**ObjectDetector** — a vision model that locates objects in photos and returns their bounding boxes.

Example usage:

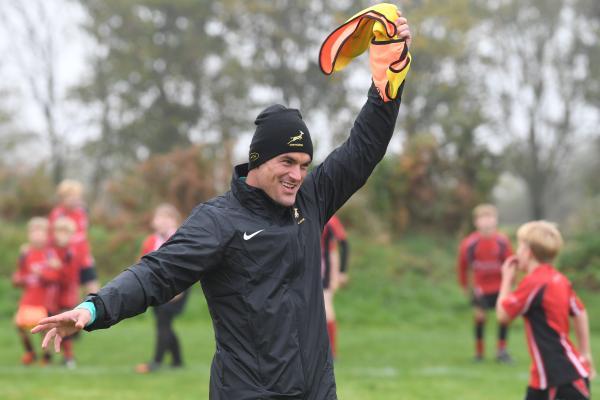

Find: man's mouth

[281,181,297,191]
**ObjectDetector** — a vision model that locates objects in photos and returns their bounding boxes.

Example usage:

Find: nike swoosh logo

[243,229,265,240]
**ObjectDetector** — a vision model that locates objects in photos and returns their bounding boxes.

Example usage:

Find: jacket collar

[231,163,291,221]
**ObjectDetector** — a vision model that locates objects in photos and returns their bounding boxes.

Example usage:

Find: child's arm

[457,240,470,296]
[572,307,596,379]
[329,243,341,292]
[12,246,29,287]
[496,255,519,324]
[11,270,25,287]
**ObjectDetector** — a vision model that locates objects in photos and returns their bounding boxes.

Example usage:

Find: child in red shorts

[497,221,595,399]
[13,217,61,365]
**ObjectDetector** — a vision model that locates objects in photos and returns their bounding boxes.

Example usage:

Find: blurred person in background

[321,214,349,358]
[497,221,595,400]
[135,204,190,374]
[457,204,514,362]
[13,217,61,366]
[52,216,83,368]
[48,179,100,295]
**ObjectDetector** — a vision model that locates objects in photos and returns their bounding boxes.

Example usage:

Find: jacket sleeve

[84,205,225,331]
[304,82,403,228]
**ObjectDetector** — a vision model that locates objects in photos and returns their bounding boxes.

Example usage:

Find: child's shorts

[14,305,48,329]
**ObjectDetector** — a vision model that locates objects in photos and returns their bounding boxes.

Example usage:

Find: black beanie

[248,104,313,170]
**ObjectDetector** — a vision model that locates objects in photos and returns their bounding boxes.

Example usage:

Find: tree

[0,0,76,184]
[359,0,501,233]
[474,0,600,219]
[95,144,217,227]
[75,1,219,166]
[74,1,361,193]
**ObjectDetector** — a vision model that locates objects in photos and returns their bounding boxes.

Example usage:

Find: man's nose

[288,165,302,181]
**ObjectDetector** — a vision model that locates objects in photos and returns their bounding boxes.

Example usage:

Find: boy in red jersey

[321,214,349,358]
[13,217,62,365]
[457,204,513,362]
[497,221,595,399]
[135,204,189,373]
[48,179,100,294]
[52,216,82,368]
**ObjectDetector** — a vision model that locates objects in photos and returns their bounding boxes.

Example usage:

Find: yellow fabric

[320,3,399,74]
[386,54,411,100]
[319,2,411,102]
[337,3,400,69]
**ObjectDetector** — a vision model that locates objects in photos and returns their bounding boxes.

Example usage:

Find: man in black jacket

[33,15,411,400]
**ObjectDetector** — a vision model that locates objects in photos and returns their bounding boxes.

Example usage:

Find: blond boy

[497,221,595,400]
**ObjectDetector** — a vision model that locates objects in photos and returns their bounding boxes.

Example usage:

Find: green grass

[0,234,598,399]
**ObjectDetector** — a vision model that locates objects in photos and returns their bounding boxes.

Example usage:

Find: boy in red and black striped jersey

[497,221,595,400]
[457,204,513,362]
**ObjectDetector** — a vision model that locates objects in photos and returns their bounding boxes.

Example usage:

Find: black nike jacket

[84,83,403,399]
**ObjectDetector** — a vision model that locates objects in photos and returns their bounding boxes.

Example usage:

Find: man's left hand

[394,11,412,48]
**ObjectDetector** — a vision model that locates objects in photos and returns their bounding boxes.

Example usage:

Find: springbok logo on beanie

[287,131,306,147]
[248,104,313,170]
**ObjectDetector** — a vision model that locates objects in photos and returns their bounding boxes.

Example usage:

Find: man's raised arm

[306,14,411,225]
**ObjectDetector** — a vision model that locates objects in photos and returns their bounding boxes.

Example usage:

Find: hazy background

[1,0,598,232]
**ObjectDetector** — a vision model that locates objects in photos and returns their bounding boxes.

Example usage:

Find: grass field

[0,234,598,399]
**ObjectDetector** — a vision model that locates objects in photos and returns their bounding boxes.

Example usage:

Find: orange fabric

[319,3,411,102]
[369,40,410,102]
[319,8,397,75]
[15,305,48,329]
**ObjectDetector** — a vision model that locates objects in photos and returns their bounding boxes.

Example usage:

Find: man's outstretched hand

[31,308,91,352]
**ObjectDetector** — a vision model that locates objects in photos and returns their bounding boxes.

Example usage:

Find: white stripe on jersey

[560,335,589,378]
[525,320,548,389]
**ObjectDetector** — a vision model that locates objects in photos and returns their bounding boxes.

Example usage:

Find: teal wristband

[75,301,97,327]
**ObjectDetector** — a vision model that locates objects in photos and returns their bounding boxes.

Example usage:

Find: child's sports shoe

[21,351,36,365]
[64,358,77,369]
[135,362,160,374]
[40,352,52,367]
[496,349,514,364]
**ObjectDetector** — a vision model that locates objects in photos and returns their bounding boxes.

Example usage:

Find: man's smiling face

[246,152,311,207]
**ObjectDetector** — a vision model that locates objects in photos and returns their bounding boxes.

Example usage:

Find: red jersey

[13,246,62,313]
[501,264,589,389]
[457,231,513,295]
[321,215,347,253]
[53,244,84,309]
[139,232,173,258]
[48,205,94,268]
[321,216,348,288]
